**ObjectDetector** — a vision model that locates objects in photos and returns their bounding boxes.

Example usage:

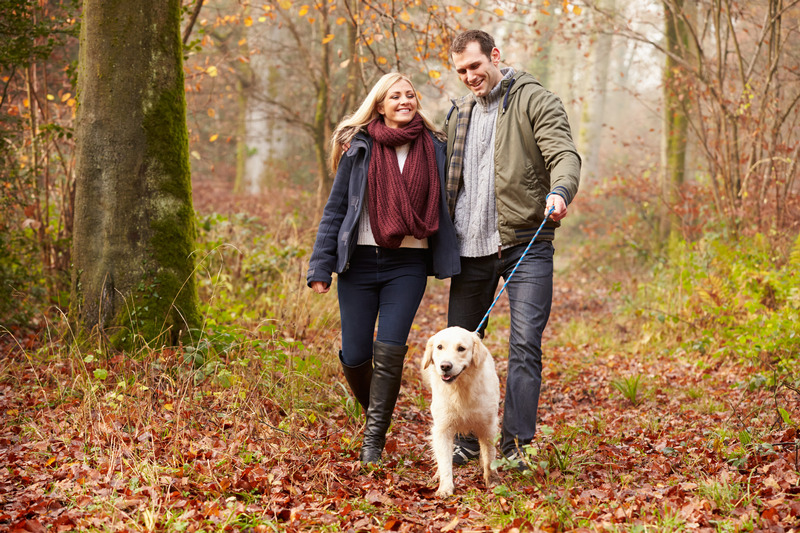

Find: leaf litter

[2,187,798,532]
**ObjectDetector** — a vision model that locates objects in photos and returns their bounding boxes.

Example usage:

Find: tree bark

[659,0,693,241]
[233,74,251,194]
[313,11,333,211]
[71,0,201,348]
[579,0,615,184]
[230,12,255,194]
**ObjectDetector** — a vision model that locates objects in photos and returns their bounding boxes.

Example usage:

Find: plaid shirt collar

[445,95,476,218]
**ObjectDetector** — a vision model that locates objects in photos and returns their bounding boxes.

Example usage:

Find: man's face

[451,41,503,98]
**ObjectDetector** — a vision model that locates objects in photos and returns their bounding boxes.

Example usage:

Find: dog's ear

[471,332,489,366]
[422,336,435,369]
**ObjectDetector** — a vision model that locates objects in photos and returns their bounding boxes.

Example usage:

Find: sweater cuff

[547,188,570,205]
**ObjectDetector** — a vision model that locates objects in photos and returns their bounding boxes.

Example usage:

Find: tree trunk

[527,9,556,88]
[314,13,333,211]
[233,77,249,194]
[71,0,201,348]
[659,0,692,241]
[232,20,254,194]
[552,37,578,126]
[578,0,615,183]
[313,80,332,212]
[341,9,362,125]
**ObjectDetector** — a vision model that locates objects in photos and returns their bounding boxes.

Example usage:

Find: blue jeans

[337,246,429,366]
[447,241,554,456]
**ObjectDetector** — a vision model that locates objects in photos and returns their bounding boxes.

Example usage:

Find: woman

[307,73,460,465]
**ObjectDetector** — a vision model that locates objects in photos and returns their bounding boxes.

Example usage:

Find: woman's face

[378,79,418,129]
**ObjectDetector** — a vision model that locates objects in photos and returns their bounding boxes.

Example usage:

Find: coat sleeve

[306,153,355,287]
[528,89,581,205]
[429,135,461,280]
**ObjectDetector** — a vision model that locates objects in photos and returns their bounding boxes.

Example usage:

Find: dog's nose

[440,361,452,373]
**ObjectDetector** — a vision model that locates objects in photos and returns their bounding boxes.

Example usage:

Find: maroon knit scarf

[366,114,440,248]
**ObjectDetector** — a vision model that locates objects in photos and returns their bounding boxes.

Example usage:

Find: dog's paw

[435,483,454,497]
[485,470,501,487]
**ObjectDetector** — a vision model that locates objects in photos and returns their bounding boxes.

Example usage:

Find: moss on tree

[72,0,201,350]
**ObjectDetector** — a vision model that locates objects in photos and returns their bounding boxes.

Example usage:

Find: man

[444,30,581,467]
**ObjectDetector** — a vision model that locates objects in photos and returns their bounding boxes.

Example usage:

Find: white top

[357,143,429,248]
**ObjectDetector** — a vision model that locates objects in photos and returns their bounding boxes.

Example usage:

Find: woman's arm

[306,153,356,287]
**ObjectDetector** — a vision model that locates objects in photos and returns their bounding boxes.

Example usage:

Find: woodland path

[1,184,797,532]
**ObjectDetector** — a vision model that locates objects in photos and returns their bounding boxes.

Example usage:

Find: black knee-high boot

[340,353,372,412]
[359,341,407,465]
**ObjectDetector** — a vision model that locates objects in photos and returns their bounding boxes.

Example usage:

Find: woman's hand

[311,281,330,294]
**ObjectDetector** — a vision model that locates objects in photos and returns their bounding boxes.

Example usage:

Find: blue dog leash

[473,206,555,334]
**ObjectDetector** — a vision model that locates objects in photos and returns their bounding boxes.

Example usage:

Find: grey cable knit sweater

[454,68,515,257]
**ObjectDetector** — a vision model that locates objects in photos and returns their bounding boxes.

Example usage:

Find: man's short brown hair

[451,30,496,58]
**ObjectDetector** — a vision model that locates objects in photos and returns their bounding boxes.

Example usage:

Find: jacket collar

[448,69,533,119]
[352,130,371,147]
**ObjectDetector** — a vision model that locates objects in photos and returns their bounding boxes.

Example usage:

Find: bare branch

[182,0,205,46]
[0,65,15,109]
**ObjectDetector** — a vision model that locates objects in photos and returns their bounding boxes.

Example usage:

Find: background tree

[71,0,201,347]
[503,2,586,142]
[251,0,460,208]
[0,0,78,323]
[525,3,558,88]
[591,0,800,236]
[579,0,616,184]
[659,0,695,241]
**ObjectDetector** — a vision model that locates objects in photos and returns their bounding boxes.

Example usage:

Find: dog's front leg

[432,424,455,497]
[478,436,499,487]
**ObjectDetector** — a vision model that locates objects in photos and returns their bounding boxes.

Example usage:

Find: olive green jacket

[445,71,581,244]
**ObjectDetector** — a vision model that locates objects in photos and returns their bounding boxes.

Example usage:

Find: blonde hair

[329,72,445,172]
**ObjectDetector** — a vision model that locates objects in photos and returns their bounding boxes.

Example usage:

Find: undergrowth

[194,208,339,349]
[1,194,354,530]
[635,232,800,364]
[559,190,800,479]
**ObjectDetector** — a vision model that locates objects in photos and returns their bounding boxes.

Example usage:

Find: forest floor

[1,183,798,532]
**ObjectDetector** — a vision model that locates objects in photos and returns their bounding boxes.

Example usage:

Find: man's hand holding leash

[546,193,568,222]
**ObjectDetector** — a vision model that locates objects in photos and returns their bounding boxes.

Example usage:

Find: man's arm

[529,89,581,218]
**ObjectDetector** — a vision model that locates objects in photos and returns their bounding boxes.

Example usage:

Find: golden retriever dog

[422,326,500,496]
